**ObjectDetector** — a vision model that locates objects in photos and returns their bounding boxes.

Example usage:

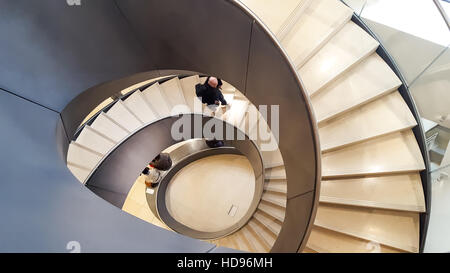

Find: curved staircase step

[67,142,103,170]
[311,53,402,123]
[314,203,420,252]
[264,180,287,194]
[319,91,417,152]
[307,226,405,253]
[141,83,171,117]
[258,203,286,222]
[248,219,275,250]
[253,210,282,235]
[299,21,379,95]
[265,165,287,180]
[320,173,426,212]
[90,112,129,142]
[262,192,287,208]
[322,130,425,178]
[123,91,158,124]
[106,100,142,132]
[283,0,353,67]
[160,77,188,114]
[180,75,201,112]
[75,125,116,155]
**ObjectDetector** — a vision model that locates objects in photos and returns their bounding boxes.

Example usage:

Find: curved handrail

[434,0,450,31]
[351,14,432,253]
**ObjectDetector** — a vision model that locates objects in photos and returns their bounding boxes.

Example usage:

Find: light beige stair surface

[283,0,353,67]
[319,91,417,151]
[67,163,91,183]
[253,211,282,235]
[240,0,305,35]
[243,225,270,253]
[311,53,402,123]
[248,219,275,249]
[160,77,188,113]
[299,21,379,95]
[123,91,158,124]
[141,83,171,117]
[67,142,103,170]
[322,130,425,178]
[261,149,284,168]
[90,112,130,142]
[180,75,201,112]
[264,180,287,194]
[265,166,286,180]
[258,202,286,222]
[262,192,286,208]
[234,229,254,252]
[106,100,142,132]
[307,226,405,253]
[314,204,420,252]
[75,126,116,155]
[224,99,249,126]
[320,173,426,212]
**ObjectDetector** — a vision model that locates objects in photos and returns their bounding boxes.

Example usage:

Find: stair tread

[319,91,417,151]
[307,226,405,253]
[141,83,171,117]
[315,203,420,252]
[106,100,142,132]
[299,21,379,95]
[160,77,188,114]
[240,0,305,34]
[237,103,259,139]
[265,166,287,180]
[123,91,158,124]
[67,142,102,170]
[180,75,201,112]
[311,53,402,123]
[90,112,129,142]
[253,211,282,235]
[75,126,115,155]
[243,225,270,253]
[258,203,286,222]
[322,130,425,178]
[320,173,426,212]
[261,149,284,169]
[234,229,253,252]
[224,99,249,126]
[283,0,353,67]
[262,192,286,208]
[264,180,287,194]
[248,219,275,250]
[67,163,91,183]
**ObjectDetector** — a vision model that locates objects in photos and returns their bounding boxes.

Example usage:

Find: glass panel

[410,48,450,129]
[341,0,367,16]
[359,0,450,85]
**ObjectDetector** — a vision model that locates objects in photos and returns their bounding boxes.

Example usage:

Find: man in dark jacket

[195,76,228,106]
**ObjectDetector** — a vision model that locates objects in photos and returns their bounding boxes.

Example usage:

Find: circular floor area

[165,154,255,233]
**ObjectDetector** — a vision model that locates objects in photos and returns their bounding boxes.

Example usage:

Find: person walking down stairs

[195,76,229,115]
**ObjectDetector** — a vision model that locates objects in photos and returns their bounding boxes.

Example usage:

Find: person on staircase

[142,153,172,188]
[195,76,229,114]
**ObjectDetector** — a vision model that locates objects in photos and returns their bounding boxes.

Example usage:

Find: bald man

[195,76,228,106]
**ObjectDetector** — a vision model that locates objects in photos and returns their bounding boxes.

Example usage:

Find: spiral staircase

[64,0,428,254]
[0,0,431,253]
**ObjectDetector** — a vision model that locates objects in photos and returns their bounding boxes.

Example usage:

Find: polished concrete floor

[165,154,255,233]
